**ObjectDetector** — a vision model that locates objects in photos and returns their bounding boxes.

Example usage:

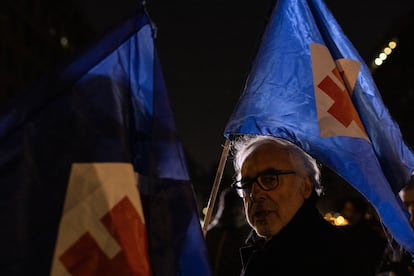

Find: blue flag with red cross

[0,11,211,276]
[224,0,414,255]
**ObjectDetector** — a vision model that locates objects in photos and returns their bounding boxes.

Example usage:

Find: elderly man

[231,135,364,275]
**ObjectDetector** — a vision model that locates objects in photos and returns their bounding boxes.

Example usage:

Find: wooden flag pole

[202,138,231,237]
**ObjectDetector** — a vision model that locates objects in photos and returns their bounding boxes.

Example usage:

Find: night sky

[153,0,414,171]
[71,0,414,173]
[63,0,414,210]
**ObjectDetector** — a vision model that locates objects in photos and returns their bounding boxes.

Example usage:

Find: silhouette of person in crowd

[339,196,387,275]
[377,177,414,276]
[206,188,251,276]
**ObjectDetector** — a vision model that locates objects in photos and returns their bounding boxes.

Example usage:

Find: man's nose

[249,181,266,201]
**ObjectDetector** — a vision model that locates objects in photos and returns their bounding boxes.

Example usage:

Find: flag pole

[202,138,231,236]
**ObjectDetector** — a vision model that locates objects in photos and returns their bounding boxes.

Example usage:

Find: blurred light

[388,41,397,49]
[324,212,349,226]
[60,36,69,48]
[324,212,333,220]
[374,58,383,66]
[371,39,398,69]
[334,215,348,226]
[202,207,208,216]
[383,47,392,55]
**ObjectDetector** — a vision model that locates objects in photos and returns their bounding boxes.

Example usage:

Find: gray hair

[231,135,322,195]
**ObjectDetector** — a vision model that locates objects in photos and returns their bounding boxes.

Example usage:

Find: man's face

[399,188,414,228]
[241,143,312,240]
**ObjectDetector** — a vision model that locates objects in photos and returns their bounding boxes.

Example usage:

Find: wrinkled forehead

[241,143,293,174]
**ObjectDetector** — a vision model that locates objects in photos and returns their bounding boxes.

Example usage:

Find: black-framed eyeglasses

[231,168,296,197]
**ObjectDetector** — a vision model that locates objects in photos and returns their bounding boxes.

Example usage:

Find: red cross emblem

[310,43,368,140]
[50,163,152,276]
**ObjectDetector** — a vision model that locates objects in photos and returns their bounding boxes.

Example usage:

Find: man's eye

[260,175,277,185]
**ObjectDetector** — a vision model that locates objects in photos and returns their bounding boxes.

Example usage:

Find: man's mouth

[254,210,273,219]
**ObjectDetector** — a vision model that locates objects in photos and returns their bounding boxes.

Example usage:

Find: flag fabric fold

[224,0,414,255]
[0,11,211,276]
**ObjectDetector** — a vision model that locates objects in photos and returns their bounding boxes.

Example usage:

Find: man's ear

[302,176,313,199]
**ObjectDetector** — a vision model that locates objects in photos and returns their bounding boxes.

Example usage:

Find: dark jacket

[240,199,365,276]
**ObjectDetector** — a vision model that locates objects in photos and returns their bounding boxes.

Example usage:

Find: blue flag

[224,0,414,255]
[0,12,211,275]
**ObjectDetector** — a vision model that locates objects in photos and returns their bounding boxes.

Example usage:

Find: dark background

[1,0,414,212]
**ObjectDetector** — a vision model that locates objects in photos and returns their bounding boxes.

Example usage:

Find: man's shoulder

[315,216,356,248]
